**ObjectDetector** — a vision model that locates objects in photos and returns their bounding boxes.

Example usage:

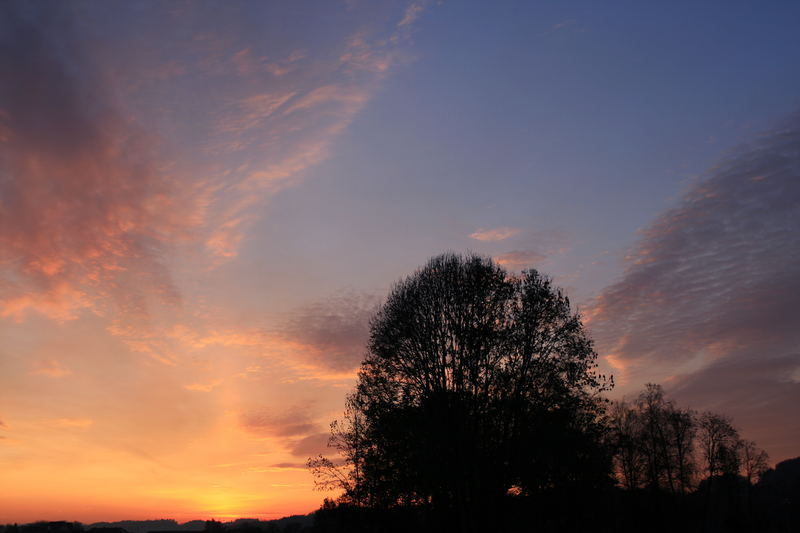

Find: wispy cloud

[399,1,428,28]
[287,432,331,458]
[494,250,547,268]
[240,405,318,438]
[551,19,576,32]
[31,359,72,378]
[490,229,569,269]
[183,380,223,392]
[0,1,430,364]
[50,418,94,429]
[469,227,522,242]
[276,291,382,372]
[0,3,192,322]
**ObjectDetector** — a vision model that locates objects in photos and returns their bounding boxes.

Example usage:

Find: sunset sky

[1,0,800,523]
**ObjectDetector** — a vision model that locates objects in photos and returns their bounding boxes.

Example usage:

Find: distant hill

[84,517,313,533]
[87,521,204,533]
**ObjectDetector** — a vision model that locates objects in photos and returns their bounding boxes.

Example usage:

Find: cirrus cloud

[0,3,193,322]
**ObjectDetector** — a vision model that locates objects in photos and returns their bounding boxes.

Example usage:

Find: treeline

[0,518,314,533]
[608,383,769,492]
[311,385,800,532]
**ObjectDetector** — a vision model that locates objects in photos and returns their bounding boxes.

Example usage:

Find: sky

[1,0,799,523]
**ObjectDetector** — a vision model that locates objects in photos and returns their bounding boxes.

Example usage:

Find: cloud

[668,352,800,460]
[0,1,431,379]
[31,359,72,378]
[469,227,521,242]
[551,19,576,31]
[283,85,370,117]
[269,462,308,470]
[240,405,317,438]
[277,291,382,371]
[0,3,197,322]
[399,1,426,28]
[168,324,267,350]
[288,433,331,458]
[216,91,297,135]
[201,4,430,260]
[494,250,547,269]
[50,418,94,429]
[587,113,800,459]
[0,0,431,325]
[183,380,222,392]
[490,229,568,269]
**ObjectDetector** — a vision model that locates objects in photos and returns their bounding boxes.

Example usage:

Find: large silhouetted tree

[310,253,612,528]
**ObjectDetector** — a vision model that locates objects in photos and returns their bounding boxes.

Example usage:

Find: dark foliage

[310,253,612,530]
[310,466,800,533]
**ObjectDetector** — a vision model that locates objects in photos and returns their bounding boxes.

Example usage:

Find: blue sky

[256,0,800,299]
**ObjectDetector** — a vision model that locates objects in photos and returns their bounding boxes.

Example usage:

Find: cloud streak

[494,249,547,268]
[240,403,322,454]
[469,227,521,241]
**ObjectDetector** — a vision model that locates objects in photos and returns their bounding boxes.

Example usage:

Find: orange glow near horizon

[0,398,342,523]
[0,0,420,521]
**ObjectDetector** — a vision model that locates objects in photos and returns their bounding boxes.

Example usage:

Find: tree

[667,403,697,493]
[636,384,676,492]
[608,399,645,490]
[632,384,697,493]
[311,253,612,524]
[698,412,740,481]
[739,439,769,485]
[608,385,774,497]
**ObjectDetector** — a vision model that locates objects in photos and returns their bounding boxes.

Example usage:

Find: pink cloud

[494,249,546,268]
[0,7,211,322]
[469,226,522,241]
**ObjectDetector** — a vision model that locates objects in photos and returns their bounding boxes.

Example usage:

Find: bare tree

[608,400,645,490]
[739,439,769,485]
[636,384,680,492]
[667,405,697,492]
[608,386,770,500]
[698,412,740,481]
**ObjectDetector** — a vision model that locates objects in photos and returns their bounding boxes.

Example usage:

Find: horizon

[1,0,799,524]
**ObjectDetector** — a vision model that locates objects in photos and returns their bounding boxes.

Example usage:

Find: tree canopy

[310,253,612,523]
